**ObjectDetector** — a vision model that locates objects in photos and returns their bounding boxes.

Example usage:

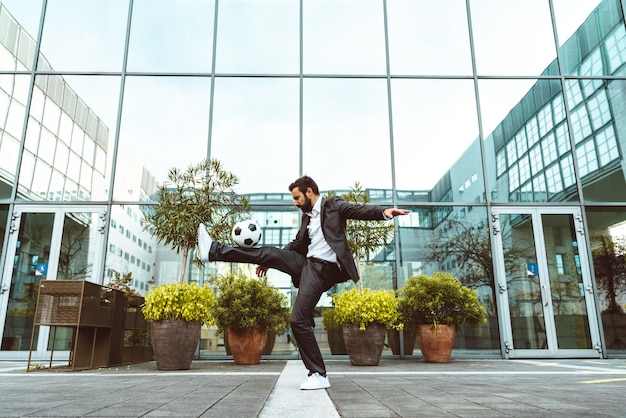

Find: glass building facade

[1,0,625,361]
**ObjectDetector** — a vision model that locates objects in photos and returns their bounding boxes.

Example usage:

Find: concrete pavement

[1,358,625,417]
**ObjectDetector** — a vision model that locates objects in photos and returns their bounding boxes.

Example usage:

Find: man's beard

[299,196,313,213]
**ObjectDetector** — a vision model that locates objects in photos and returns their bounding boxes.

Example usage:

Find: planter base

[228,327,267,365]
[152,320,200,370]
[417,324,455,363]
[342,322,386,366]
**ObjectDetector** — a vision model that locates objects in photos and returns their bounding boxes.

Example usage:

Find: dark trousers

[210,242,343,375]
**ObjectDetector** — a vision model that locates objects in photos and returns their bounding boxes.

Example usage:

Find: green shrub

[332,287,400,331]
[322,308,342,331]
[212,274,290,335]
[142,282,215,324]
[398,272,486,330]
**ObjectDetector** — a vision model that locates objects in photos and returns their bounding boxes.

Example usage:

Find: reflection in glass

[387,0,472,76]
[58,211,102,281]
[105,205,159,295]
[38,0,128,72]
[469,0,557,76]
[115,76,211,200]
[1,212,53,351]
[586,208,626,351]
[17,75,117,202]
[128,0,215,73]
[482,79,579,203]
[565,79,626,202]
[303,78,391,191]
[391,79,481,200]
[0,1,41,71]
[541,214,592,349]
[0,74,29,199]
[215,0,298,74]
[555,0,624,76]
[303,0,386,75]
[211,77,300,194]
[497,213,547,349]
[396,206,499,350]
[552,0,602,48]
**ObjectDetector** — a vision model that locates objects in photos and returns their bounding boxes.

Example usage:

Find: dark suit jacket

[283,196,387,284]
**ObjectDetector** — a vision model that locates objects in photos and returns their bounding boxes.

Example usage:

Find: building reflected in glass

[0,0,625,360]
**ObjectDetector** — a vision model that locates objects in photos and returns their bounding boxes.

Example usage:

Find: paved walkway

[1,358,625,417]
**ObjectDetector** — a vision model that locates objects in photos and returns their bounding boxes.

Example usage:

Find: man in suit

[197,175,409,390]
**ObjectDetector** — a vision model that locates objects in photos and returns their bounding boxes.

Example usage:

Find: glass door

[0,206,107,361]
[491,207,602,358]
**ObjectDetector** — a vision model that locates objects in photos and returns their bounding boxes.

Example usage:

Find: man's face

[292,187,314,213]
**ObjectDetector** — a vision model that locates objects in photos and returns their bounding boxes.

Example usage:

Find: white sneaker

[300,372,330,390]
[197,224,213,262]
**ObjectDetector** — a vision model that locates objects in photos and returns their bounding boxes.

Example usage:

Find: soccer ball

[231,220,262,248]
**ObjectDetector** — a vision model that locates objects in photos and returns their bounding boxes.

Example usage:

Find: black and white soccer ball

[231,220,262,248]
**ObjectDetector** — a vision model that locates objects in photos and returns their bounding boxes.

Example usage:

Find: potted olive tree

[398,272,486,363]
[324,182,397,354]
[141,159,248,369]
[212,274,290,365]
[142,282,215,370]
[143,158,249,283]
[332,287,400,366]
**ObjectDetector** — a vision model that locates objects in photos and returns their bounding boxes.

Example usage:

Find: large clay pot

[228,327,267,365]
[263,333,276,355]
[225,331,275,355]
[417,324,456,363]
[151,320,201,370]
[342,322,386,366]
[327,327,348,355]
[387,328,417,355]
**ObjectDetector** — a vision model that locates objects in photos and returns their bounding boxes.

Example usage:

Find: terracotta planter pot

[151,320,200,370]
[417,324,456,363]
[342,322,386,366]
[387,328,417,355]
[228,327,267,365]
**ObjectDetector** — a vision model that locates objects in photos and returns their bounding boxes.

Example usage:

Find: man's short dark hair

[289,175,319,195]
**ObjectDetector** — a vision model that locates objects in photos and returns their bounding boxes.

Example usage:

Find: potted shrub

[332,287,400,366]
[142,282,215,370]
[212,274,290,365]
[321,308,347,355]
[398,272,486,363]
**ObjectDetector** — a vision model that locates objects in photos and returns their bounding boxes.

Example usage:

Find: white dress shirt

[305,197,337,263]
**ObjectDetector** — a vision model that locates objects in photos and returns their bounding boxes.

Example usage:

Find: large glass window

[482,79,578,203]
[17,75,119,202]
[215,0,298,74]
[211,77,299,194]
[469,0,557,76]
[386,0,472,76]
[554,0,624,76]
[395,205,500,350]
[115,76,211,200]
[586,207,626,353]
[303,0,386,75]
[302,78,391,191]
[0,74,29,199]
[391,79,481,201]
[38,0,128,72]
[127,0,215,73]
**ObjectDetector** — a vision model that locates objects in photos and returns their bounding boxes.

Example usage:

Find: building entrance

[0,206,107,361]
[492,207,602,358]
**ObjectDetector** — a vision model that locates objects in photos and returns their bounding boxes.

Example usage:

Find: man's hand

[384,208,410,219]
[256,265,269,277]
